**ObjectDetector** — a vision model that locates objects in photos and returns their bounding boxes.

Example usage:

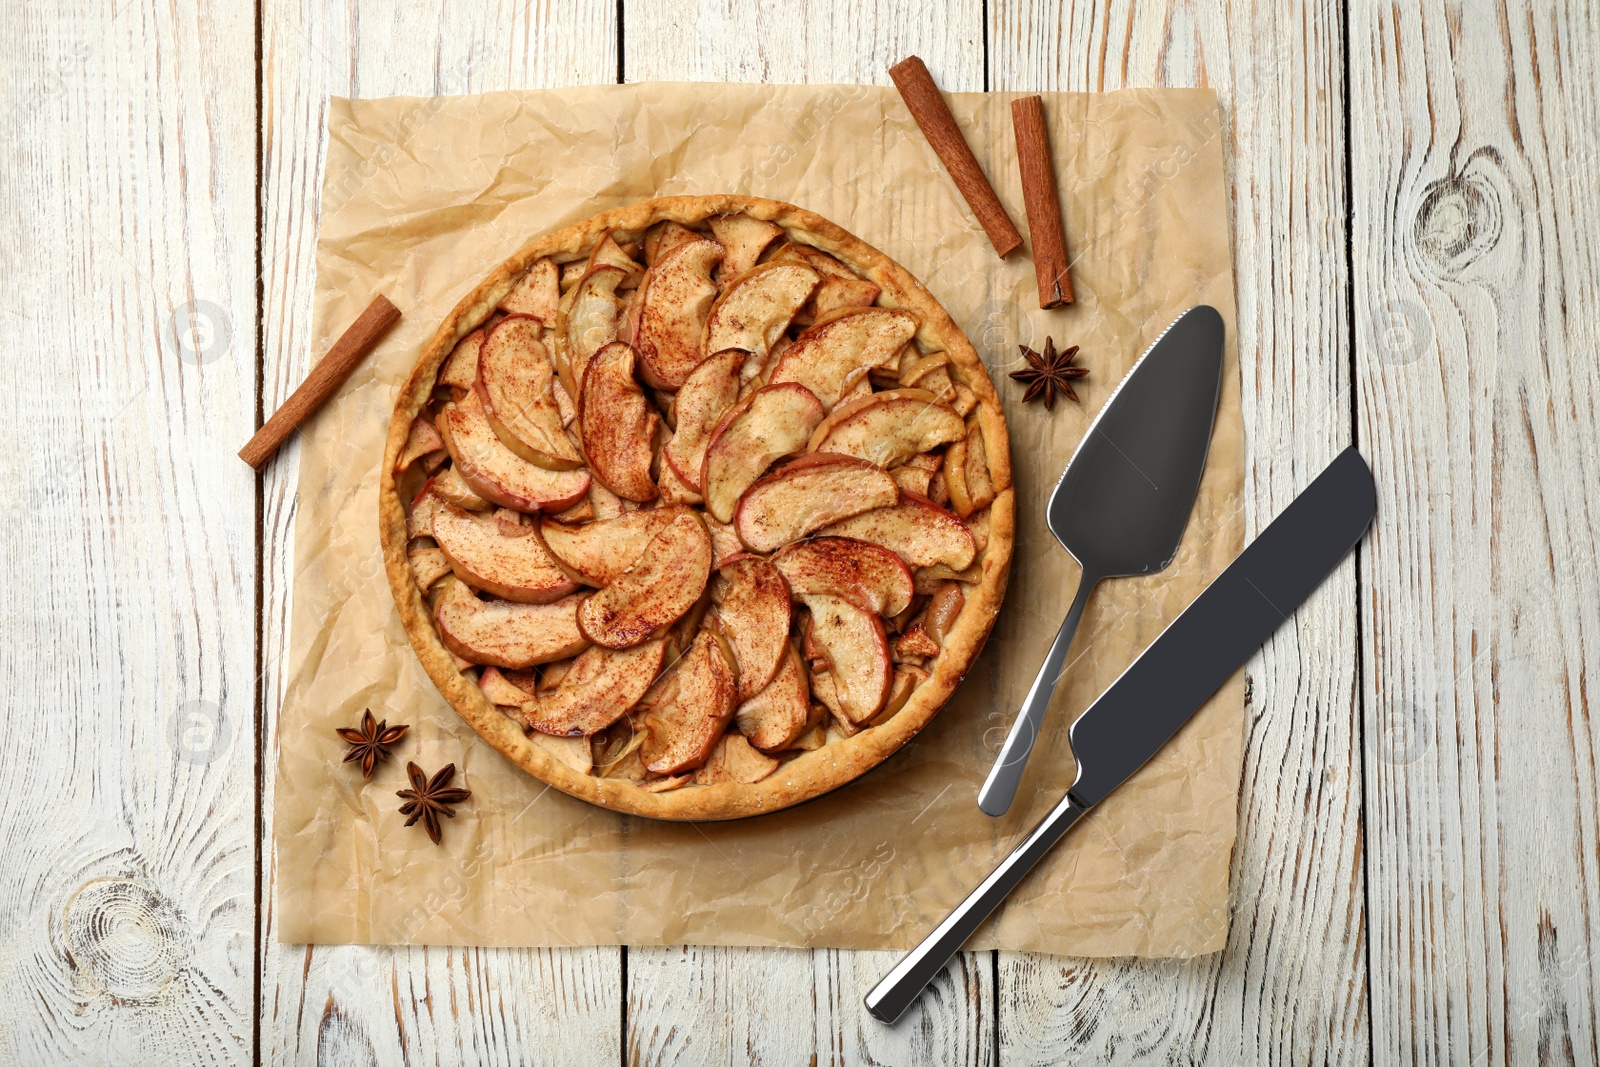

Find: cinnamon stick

[238,294,402,470]
[1011,95,1074,307]
[889,56,1023,259]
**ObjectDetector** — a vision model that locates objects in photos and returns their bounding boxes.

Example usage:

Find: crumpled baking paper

[275,82,1244,956]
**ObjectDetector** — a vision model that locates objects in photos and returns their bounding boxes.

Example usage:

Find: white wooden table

[5,1,1596,1063]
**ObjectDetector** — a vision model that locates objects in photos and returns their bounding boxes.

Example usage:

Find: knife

[865,447,1377,1025]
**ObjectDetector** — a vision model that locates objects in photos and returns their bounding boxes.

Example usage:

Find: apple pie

[381,195,1012,820]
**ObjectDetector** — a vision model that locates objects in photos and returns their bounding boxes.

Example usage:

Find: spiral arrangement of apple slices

[395,214,998,792]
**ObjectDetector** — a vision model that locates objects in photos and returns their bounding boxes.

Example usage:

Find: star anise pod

[396,762,472,846]
[1009,337,1088,409]
[335,709,409,778]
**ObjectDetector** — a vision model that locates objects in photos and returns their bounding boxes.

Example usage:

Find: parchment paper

[275,82,1244,957]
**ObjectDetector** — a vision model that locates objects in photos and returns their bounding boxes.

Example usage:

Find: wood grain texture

[991,1,1368,1063]
[0,2,259,1064]
[256,3,624,1064]
[623,0,984,90]
[620,1,998,1062]
[1352,3,1600,1064]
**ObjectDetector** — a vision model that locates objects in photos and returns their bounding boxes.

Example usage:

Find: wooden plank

[1352,4,1600,1064]
[990,2,1368,1063]
[0,3,258,1065]
[256,3,624,1064]
[619,1,996,1063]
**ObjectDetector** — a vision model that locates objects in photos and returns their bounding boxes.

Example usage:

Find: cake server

[867,448,1377,1025]
[979,305,1226,817]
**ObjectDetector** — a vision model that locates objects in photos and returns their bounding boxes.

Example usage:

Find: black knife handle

[864,792,1089,1025]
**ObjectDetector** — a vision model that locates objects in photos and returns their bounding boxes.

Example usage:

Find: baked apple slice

[639,629,739,774]
[704,262,820,365]
[633,236,724,389]
[773,537,914,617]
[712,554,792,700]
[434,581,589,668]
[578,342,659,502]
[431,500,580,604]
[498,257,561,323]
[707,213,782,280]
[693,732,780,785]
[395,416,444,473]
[476,315,584,470]
[806,388,965,469]
[733,454,899,554]
[944,417,996,517]
[520,637,667,736]
[801,593,892,724]
[554,264,628,401]
[539,506,684,586]
[663,348,743,490]
[700,382,825,523]
[439,327,486,391]
[644,219,702,264]
[479,665,535,705]
[430,465,492,512]
[437,391,592,512]
[408,542,453,591]
[577,509,712,648]
[733,642,811,753]
[818,493,977,570]
[407,480,451,538]
[767,308,918,409]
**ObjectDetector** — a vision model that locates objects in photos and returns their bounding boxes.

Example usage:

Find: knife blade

[864,447,1377,1025]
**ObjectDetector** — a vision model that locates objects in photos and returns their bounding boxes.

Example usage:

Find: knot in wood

[64,879,192,1001]
[1412,164,1502,277]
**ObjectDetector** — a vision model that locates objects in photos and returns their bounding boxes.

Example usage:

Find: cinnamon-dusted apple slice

[640,630,739,774]
[407,479,450,538]
[553,263,628,400]
[540,505,684,587]
[408,542,453,591]
[891,465,933,497]
[733,642,811,753]
[633,236,724,389]
[430,465,493,512]
[657,458,703,505]
[802,593,892,724]
[699,382,826,523]
[899,352,961,406]
[663,348,742,490]
[431,500,580,604]
[819,493,976,570]
[693,732,780,785]
[702,513,745,567]
[439,327,486,390]
[479,666,535,706]
[767,308,918,409]
[476,315,584,470]
[395,416,444,473]
[704,262,820,367]
[773,537,914,618]
[434,581,589,669]
[712,554,792,700]
[944,417,996,517]
[806,388,965,468]
[577,509,712,649]
[707,213,782,280]
[733,454,899,554]
[643,219,702,265]
[497,257,561,323]
[577,342,659,502]
[520,637,667,737]
[437,391,591,512]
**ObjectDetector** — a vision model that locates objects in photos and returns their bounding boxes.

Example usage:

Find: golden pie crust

[380,195,1013,820]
